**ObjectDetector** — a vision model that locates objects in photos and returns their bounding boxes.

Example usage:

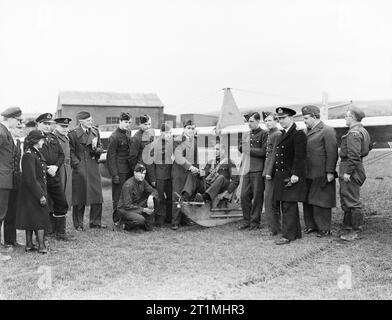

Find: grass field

[1,150,392,300]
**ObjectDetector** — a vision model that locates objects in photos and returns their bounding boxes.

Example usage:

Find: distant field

[1,150,392,300]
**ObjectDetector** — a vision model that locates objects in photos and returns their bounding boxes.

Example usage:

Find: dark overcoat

[107,127,132,176]
[54,130,73,206]
[305,121,338,208]
[16,147,50,230]
[68,125,103,206]
[0,123,16,189]
[273,123,307,202]
[172,135,199,194]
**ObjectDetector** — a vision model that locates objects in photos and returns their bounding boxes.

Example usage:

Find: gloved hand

[40,196,47,207]
[112,175,120,184]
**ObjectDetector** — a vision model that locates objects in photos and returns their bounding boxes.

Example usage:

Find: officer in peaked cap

[54,117,72,126]
[273,106,307,245]
[1,106,23,260]
[35,113,55,124]
[53,118,73,210]
[275,107,296,118]
[36,113,70,242]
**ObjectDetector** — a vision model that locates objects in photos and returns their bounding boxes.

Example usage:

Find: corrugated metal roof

[58,91,164,107]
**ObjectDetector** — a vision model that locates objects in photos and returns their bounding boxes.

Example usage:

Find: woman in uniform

[16,130,50,254]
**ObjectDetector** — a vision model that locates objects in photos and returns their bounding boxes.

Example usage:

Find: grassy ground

[1,150,392,300]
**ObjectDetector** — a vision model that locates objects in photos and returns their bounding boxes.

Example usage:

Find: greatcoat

[305,121,338,208]
[68,125,103,206]
[54,129,73,206]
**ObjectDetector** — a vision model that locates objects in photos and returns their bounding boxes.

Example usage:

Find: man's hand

[40,196,47,207]
[290,175,299,184]
[326,173,335,182]
[143,207,154,215]
[189,166,199,175]
[47,165,58,177]
[343,173,351,182]
[265,175,272,181]
[150,181,156,188]
[147,195,154,209]
[199,169,206,177]
[112,175,120,184]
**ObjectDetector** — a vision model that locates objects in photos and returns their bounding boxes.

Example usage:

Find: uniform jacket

[273,123,307,202]
[54,130,72,206]
[339,123,370,186]
[41,132,64,182]
[203,157,239,193]
[305,121,338,208]
[0,123,16,189]
[262,127,281,177]
[150,135,173,180]
[16,147,50,230]
[117,176,159,214]
[68,125,104,205]
[107,127,132,176]
[239,127,268,173]
[171,135,199,193]
[129,129,155,183]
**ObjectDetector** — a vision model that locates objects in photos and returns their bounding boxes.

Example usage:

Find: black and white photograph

[1,0,392,304]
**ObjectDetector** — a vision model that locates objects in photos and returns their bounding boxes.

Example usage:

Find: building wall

[164,113,177,128]
[180,113,218,127]
[57,105,164,130]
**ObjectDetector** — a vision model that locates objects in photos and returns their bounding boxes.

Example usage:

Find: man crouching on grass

[116,163,159,232]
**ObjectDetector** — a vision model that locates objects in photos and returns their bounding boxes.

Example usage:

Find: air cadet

[106,112,132,226]
[302,105,338,237]
[194,142,239,205]
[0,107,22,261]
[69,111,106,230]
[116,164,159,231]
[36,113,70,241]
[262,112,282,236]
[16,130,50,254]
[273,107,307,245]
[339,106,371,241]
[149,123,174,226]
[129,114,156,186]
[238,112,268,230]
[171,120,198,230]
[53,118,73,207]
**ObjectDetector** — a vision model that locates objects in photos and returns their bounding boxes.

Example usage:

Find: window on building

[106,117,119,124]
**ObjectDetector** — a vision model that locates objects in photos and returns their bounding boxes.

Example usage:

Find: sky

[1,0,392,115]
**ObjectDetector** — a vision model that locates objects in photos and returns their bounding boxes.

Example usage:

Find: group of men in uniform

[1,102,371,261]
[0,108,110,260]
[237,105,370,244]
